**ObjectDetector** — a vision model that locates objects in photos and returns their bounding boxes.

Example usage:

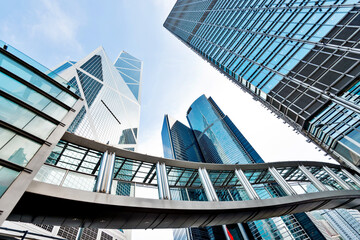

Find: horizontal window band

[0,120,50,146]
[0,67,72,111]
[0,158,32,173]
[0,90,62,126]
[0,47,79,99]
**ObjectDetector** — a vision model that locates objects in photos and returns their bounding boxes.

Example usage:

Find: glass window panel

[0,134,41,166]
[56,91,76,107]
[23,116,56,140]
[42,102,68,121]
[0,96,36,129]
[0,166,19,197]
[0,72,68,122]
[0,53,62,97]
[62,172,95,191]
[0,127,16,148]
[0,72,50,110]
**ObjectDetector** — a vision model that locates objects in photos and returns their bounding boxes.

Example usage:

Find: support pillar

[198,167,218,201]
[94,151,115,193]
[323,166,352,190]
[199,167,247,240]
[298,165,328,191]
[342,168,360,188]
[268,167,297,196]
[156,162,171,200]
[234,169,260,200]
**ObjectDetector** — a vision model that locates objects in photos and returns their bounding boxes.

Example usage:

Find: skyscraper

[164,0,360,169]
[53,48,142,151]
[162,114,225,240]
[162,95,328,240]
[0,42,141,240]
[43,48,142,240]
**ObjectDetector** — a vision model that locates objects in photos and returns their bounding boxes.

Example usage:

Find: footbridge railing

[8,132,360,229]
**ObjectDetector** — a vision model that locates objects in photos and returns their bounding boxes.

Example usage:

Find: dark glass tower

[162,95,327,240]
[164,0,360,169]
[162,114,225,240]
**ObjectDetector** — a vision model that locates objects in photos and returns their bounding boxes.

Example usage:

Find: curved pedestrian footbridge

[8,133,360,229]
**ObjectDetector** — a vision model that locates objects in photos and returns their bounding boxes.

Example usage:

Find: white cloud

[30,0,83,52]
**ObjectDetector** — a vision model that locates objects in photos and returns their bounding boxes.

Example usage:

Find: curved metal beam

[8,181,360,229]
[62,132,347,172]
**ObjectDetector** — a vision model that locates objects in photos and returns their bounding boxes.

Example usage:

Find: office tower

[53,48,142,150]
[44,48,142,240]
[0,41,141,240]
[52,48,141,240]
[0,40,81,228]
[162,95,328,240]
[164,0,360,169]
[162,115,225,240]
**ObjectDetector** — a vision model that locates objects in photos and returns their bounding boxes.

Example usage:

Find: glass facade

[164,0,360,170]
[54,47,142,151]
[49,48,142,240]
[161,114,220,240]
[162,95,329,239]
[0,40,79,222]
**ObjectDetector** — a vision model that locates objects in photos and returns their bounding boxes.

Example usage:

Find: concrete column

[298,165,328,191]
[234,169,260,200]
[268,167,297,196]
[323,166,352,190]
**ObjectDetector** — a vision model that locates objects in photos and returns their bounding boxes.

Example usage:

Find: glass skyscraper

[42,47,142,240]
[0,40,83,236]
[53,48,142,151]
[164,0,360,169]
[0,42,141,240]
[162,95,328,240]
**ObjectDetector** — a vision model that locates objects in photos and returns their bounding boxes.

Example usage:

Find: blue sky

[0,1,336,239]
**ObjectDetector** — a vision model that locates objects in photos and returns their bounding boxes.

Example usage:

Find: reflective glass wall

[163,94,328,239]
[54,48,142,151]
[164,0,360,169]
[0,40,80,223]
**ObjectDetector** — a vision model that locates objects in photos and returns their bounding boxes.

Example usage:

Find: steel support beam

[342,169,360,188]
[237,223,250,240]
[95,152,115,194]
[156,162,171,200]
[198,167,218,201]
[268,167,297,196]
[105,153,115,194]
[298,166,328,192]
[323,166,352,190]
[161,163,171,200]
[222,225,231,240]
[95,151,108,192]
[198,167,238,240]
[234,169,260,200]
[156,162,164,200]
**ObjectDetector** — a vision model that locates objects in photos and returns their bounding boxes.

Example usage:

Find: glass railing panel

[34,165,66,185]
[62,171,95,191]
[307,166,344,191]
[332,168,360,190]
[111,180,135,197]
